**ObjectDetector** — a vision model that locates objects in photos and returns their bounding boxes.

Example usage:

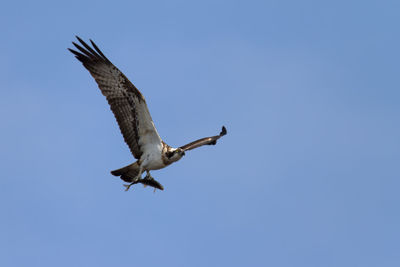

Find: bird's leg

[123,165,143,191]
[141,170,153,188]
[123,183,135,191]
[144,170,153,180]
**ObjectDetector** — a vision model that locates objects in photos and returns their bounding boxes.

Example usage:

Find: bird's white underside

[140,142,166,171]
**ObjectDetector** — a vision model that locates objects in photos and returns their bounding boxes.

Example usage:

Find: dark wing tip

[68,36,110,64]
[220,126,227,136]
[68,47,89,63]
[75,35,84,43]
[67,47,77,54]
[89,39,110,62]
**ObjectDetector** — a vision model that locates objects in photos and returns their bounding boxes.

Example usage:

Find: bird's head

[165,148,185,163]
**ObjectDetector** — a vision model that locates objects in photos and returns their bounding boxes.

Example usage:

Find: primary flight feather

[68,36,227,191]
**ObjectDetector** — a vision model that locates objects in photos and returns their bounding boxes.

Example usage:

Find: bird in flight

[68,36,227,191]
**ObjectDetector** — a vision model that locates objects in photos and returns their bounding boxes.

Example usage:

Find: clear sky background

[1,0,399,266]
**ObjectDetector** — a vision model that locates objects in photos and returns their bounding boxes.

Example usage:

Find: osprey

[68,36,227,191]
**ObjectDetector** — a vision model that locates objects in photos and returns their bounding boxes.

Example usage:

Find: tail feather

[111,162,139,183]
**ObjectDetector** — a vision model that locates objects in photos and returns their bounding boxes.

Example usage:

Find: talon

[123,183,133,191]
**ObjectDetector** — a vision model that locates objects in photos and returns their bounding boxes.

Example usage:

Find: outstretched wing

[180,126,227,151]
[68,36,162,159]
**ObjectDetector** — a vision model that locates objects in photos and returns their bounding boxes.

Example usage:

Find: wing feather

[68,36,162,159]
[180,126,227,151]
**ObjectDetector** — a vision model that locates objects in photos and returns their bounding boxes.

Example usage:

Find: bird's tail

[111,162,140,183]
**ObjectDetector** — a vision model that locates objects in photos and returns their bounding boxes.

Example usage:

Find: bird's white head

[165,147,185,163]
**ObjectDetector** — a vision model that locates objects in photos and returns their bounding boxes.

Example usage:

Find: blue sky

[1,0,399,266]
